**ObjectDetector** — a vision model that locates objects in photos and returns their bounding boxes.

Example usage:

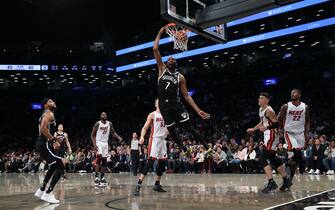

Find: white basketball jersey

[96,121,110,143]
[259,106,275,136]
[150,111,167,139]
[284,102,306,133]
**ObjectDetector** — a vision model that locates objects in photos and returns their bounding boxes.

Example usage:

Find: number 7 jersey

[284,102,306,133]
[158,66,180,103]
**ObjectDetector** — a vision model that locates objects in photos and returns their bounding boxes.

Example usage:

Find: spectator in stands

[241,145,257,173]
[323,139,335,175]
[308,138,325,175]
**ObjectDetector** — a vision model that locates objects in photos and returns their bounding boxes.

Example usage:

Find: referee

[130,132,140,176]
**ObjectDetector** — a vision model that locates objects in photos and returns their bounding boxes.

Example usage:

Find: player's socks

[154,180,160,186]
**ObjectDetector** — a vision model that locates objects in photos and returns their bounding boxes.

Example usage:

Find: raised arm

[179,74,210,120]
[153,26,166,77]
[305,105,310,139]
[139,112,154,145]
[91,122,99,151]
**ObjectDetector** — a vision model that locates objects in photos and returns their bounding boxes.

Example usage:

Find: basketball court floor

[0,173,334,210]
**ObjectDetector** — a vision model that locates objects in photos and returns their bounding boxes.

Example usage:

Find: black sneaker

[280,178,293,191]
[153,185,167,193]
[261,181,278,193]
[133,185,141,196]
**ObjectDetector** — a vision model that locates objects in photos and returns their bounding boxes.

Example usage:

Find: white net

[165,23,189,51]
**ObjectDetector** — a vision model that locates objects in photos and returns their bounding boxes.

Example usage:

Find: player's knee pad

[96,154,102,165]
[156,160,166,176]
[101,158,107,167]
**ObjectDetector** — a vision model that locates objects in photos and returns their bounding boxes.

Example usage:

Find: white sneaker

[272,170,276,174]
[34,188,44,199]
[41,192,59,204]
[314,169,320,175]
[326,170,332,175]
[330,170,334,175]
[308,169,314,174]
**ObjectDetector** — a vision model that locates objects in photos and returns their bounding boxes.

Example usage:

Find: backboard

[160,0,301,44]
[160,0,227,43]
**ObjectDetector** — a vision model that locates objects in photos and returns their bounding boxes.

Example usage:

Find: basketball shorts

[159,101,189,127]
[97,141,108,157]
[264,130,280,152]
[35,137,62,165]
[284,131,305,150]
[148,137,167,160]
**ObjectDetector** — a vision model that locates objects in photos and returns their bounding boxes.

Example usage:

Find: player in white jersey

[134,98,169,196]
[91,112,122,186]
[247,93,291,193]
[278,89,310,180]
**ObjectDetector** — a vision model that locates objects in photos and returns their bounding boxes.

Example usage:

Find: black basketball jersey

[158,67,180,103]
[38,110,56,140]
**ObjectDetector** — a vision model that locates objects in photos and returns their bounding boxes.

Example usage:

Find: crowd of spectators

[1,65,334,176]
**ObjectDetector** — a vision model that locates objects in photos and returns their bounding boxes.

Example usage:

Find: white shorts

[264,130,279,152]
[148,137,167,160]
[284,131,305,150]
[96,141,108,157]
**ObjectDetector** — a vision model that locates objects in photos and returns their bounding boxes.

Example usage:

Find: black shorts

[35,137,62,165]
[159,101,189,127]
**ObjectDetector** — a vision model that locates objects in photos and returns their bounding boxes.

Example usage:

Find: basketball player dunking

[91,112,122,186]
[154,26,211,153]
[54,124,72,181]
[34,98,67,204]
[247,93,291,193]
[277,89,310,181]
[134,98,169,196]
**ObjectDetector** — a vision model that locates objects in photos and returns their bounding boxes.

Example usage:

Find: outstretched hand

[198,110,210,120]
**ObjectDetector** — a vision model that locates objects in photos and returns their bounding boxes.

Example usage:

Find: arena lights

[116,0,329,56]
[263,78,279,86]
[0,65,44,71]
[116,17,335,72]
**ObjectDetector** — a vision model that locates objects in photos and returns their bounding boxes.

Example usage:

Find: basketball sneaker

[99,177,108,186]
[34,188,44,199]
[133,185,141,196]
[41,192,59,204]
[153,185,167,193]
[279,177,292,191]
[261,181,278,193]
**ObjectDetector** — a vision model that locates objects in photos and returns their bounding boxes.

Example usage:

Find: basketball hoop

[165,23,189,51]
